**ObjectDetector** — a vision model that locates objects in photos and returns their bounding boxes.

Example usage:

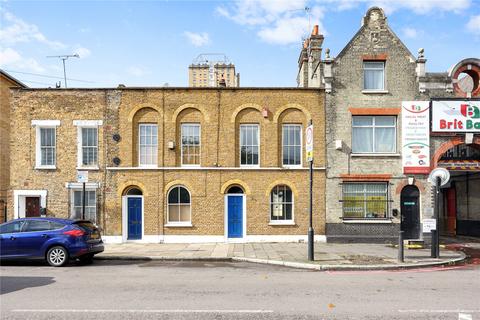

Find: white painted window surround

[73,120,103,169]
[32,120,60,169]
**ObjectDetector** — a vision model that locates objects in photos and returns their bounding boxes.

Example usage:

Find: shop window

[342,183,388,219]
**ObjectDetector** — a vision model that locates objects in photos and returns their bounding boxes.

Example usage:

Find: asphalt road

[1,260,479,320]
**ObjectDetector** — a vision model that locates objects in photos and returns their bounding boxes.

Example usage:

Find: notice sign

[422,219,436,233]
[432,100,480,132]
[305,124,313,162]
[402,101,430,174]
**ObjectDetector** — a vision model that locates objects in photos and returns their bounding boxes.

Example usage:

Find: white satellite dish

[428,167,450,186]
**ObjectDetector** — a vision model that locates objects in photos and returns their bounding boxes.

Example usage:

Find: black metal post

[398,230,404,263]
[431,176,441,258]
[308,120,314,261]
[435,177,441,258]
[82,182,86,220]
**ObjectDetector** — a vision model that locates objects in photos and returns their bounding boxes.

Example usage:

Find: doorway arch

[224,184,246,241]
[122,186,144,242]
[400,185,420,239]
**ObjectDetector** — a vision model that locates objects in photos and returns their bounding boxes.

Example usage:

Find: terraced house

[299,7,480,242]
[8,87,326,243]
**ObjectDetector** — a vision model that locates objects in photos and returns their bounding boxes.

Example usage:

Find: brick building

[189,54,239,88]
[0,70,27,223]
[8,87,326,243]
[299,7,480,242]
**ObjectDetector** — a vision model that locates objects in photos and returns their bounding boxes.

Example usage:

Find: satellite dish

[428,167,450,186]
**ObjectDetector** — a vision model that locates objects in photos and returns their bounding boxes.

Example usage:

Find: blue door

[228,196,243,238]
[127,197,142,240]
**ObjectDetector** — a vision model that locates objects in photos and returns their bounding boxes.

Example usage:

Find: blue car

[0,218,104,267]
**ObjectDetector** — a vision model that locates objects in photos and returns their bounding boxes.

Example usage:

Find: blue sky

[1,0,479,88]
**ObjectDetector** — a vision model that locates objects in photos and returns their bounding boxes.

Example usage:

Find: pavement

[96,240,469,271]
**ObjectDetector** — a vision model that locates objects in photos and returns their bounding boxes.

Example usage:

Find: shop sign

[438,160,480,171]
[402,101,430,174]
[432,100,480,132]
[77,170,88,183]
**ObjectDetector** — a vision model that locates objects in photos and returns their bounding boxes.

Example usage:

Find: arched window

[167,186,191,225]
[270,185,293,223]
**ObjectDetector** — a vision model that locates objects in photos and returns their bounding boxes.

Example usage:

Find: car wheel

[46,246,69,267]
[78,254,94,264]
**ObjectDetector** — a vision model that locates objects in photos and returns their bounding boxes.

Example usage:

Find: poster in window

[401,101,430,174]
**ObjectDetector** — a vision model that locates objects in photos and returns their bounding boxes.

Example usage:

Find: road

[1,260,479,320]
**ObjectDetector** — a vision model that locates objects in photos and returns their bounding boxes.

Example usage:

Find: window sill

[282,165,303,169]
[76,166,100,171]
[342,219,393,224]
[269,221,296,226]
[361,90,389,94]
[35,166,56,170]
[240,165,260,168]
[351,153,400,157]
[164,223,193,228]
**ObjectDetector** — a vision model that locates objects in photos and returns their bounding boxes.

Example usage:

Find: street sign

[422,219,436,233]
[77,170,89,183]
[305,124,313,162]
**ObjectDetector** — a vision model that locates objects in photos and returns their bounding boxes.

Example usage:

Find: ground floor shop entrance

[438,143,480,237]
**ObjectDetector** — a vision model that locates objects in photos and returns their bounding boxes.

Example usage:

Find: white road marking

[12,309,274,314]
[398,309,480,313]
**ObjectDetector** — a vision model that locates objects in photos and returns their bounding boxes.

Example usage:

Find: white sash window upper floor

[32,120,60,169]
[363,61,385,91]
[74,120,103,170]
[352,116,396,154]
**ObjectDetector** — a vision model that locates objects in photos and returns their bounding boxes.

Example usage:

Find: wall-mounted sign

[432,100,480,132]
[438,160,480,171]
[402,101,430,174]
[422,219,436,233]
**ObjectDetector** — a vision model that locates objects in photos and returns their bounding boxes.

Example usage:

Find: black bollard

[398,230,404,263]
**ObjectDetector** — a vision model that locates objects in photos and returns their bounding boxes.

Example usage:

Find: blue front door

[228,196,243,238]
[127,197,142,240]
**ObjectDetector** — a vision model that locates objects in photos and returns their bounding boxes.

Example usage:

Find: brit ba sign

[432,100,480,132]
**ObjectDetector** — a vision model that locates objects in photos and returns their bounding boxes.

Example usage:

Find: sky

[0,0,479,88]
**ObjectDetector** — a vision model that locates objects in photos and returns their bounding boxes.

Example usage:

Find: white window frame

[138,123,158,167]
[282,124,302,168]
[269,185,295,225]
[363,61,385,91]
[70,188,97,223]
[239,124,260,167]
[166,185,192,227]
[341,182,389,220]
[181,123,201,167]
[74,120,102,169]
[32,120,60,169]
[352,116,397,154]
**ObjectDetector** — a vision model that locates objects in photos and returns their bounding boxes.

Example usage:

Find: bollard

[431,230,437,258]
[398,230,404,263]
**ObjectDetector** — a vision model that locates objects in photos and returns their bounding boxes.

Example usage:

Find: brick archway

[431,136,480,168]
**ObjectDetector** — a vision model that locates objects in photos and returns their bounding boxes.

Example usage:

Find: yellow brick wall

[0,75,24,222]
[9,88,326,239]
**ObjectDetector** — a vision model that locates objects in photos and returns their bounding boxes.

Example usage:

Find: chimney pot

[313,25,319,36]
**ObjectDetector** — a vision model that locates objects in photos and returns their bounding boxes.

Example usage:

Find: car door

[0,220,26,258]
[15,220,55,258]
